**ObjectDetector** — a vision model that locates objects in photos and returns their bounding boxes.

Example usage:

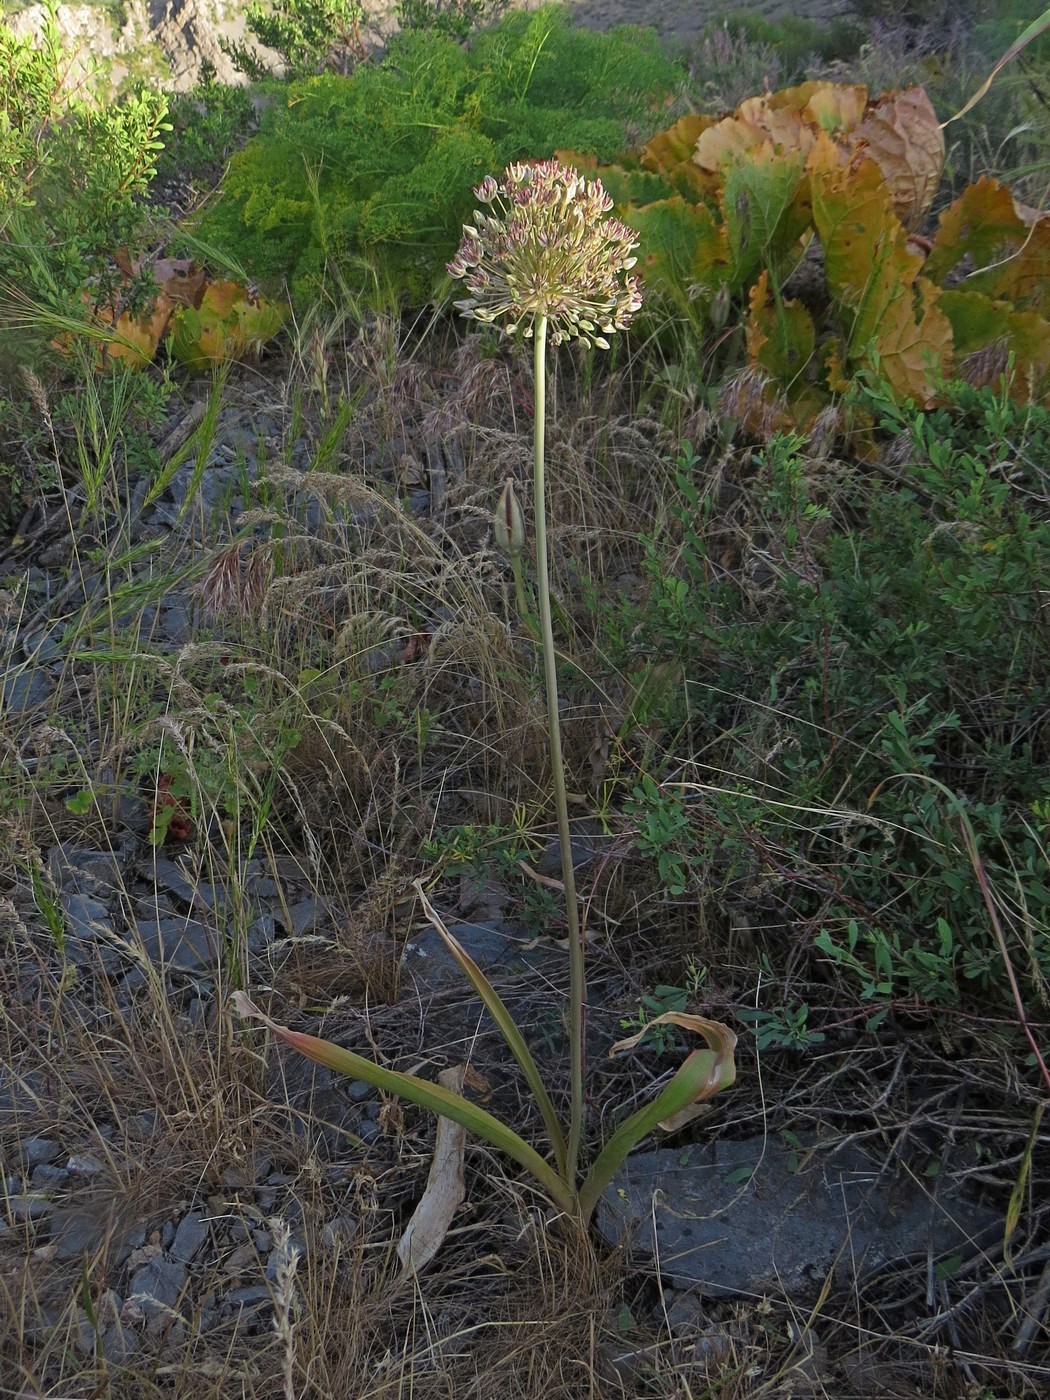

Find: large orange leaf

[808,133,951,403]
[170,280,285,369]
[802,83,868,135]
[926,176,1030,284]
[640,113,718,200]
[849,87,944,227]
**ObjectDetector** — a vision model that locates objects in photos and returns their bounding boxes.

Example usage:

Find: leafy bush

[198,5,681,302]
[572,78,1050,429]
[220,0,367,80]
[154,63,257,190]
[607,386,1050,1013]
[0,3,168,332]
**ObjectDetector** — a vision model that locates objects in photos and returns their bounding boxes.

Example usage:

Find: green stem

[531,313,586,1183]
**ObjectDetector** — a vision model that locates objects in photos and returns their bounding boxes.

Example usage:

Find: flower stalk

[233,161,738,1233]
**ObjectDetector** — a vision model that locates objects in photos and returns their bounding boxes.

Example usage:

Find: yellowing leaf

[746,269,816,387]
[170,280,285,369]
[802,83,867,135]
[925,175,1027,284]
[640,113,718,200]
[938,288,1050,399]
[850,87,944,227]
[808,133,951,402]
[720,143,809,287]
[621,197,729,305]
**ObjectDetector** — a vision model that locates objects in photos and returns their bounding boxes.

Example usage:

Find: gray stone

[401,920,561,992]
[30,1164,69,1189]
[128,1256,188,1319]
[247,914,278,954]
[1,667,52,714]
[60,892,112,944]
[51,1208,107,1260]
[538,818,616,878]
[226,1284,271,1312]
[6,1194,52,1222]
[49,844,127,892]
[67,1153,105,1177]
[284,897,329,935]
[134,915,220,971]
[100,1316,139,1364]
[150,856,228,911]
[21,1136,61,1167]
[22,626,65,664]
[597,1136,1001,1302]
[170,1210,209,1264]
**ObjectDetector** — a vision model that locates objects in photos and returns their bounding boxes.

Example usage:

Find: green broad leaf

[414,881,568,1179]
[723,1165,755,1185]
[621,197,729,308]
[720,144,807,289]
[936,288,1050,400]
[232,992,577,1215]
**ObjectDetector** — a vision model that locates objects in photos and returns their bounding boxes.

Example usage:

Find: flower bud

[710,282,732,331]
[494,477,526,557]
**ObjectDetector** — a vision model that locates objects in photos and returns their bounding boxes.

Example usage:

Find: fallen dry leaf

[397,1066,468,1274]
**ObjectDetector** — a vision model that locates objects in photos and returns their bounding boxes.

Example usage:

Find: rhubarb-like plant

[234,161,737,1227]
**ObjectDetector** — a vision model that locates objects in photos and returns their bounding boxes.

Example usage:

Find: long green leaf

[413,881,569,1179]
[946,7,1050,125]
[232,992,577,1215]
[577,1016,737,1222]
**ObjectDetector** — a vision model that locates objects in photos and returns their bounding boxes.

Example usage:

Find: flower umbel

[446,160,642,347]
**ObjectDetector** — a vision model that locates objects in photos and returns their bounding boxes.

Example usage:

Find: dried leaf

[850,87,944,227]
[397,1067,468,1274]
[609,1013,738,1132]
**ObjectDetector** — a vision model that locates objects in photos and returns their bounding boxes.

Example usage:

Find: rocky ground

[6,0,860,90]
[1,3,1047,1396]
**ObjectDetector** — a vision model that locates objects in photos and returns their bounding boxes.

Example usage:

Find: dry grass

[0,200,1048,1400]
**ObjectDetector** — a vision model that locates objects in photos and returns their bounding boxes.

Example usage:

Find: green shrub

[197,5,681,303]
[607,382,1050,1014]
[0,3,168,331]
[154,62,257,190]
[220,0,367,80]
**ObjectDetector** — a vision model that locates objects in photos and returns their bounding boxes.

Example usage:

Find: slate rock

[30,1164,69,1189]
[6,1193,51,1222]
[128,1257,188,1319]
[401,920,561,992]
[2,667,52,714]
[284,896,329,935]
[21,1136,61,1167]
[598,1136,1001,1301]
[60,892,112,944]
[226,1284,270,1313]
[170,1210,209,1264]
[134,915,220,971]
[150,855,228,912]
[49,844,126,893]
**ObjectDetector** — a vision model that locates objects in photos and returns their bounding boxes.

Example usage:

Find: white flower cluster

[447,160,643,347]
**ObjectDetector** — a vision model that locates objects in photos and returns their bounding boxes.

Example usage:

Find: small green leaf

[723,1165,755,1185]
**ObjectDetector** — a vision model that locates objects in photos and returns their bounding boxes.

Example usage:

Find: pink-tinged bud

[710,282,732,331]
[494,477,526,557]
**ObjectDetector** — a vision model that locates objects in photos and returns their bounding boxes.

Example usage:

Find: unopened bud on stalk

[710,283,732,331]
[494,477,526,557]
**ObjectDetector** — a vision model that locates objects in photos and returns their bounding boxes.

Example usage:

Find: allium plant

[234,162,736,1228]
